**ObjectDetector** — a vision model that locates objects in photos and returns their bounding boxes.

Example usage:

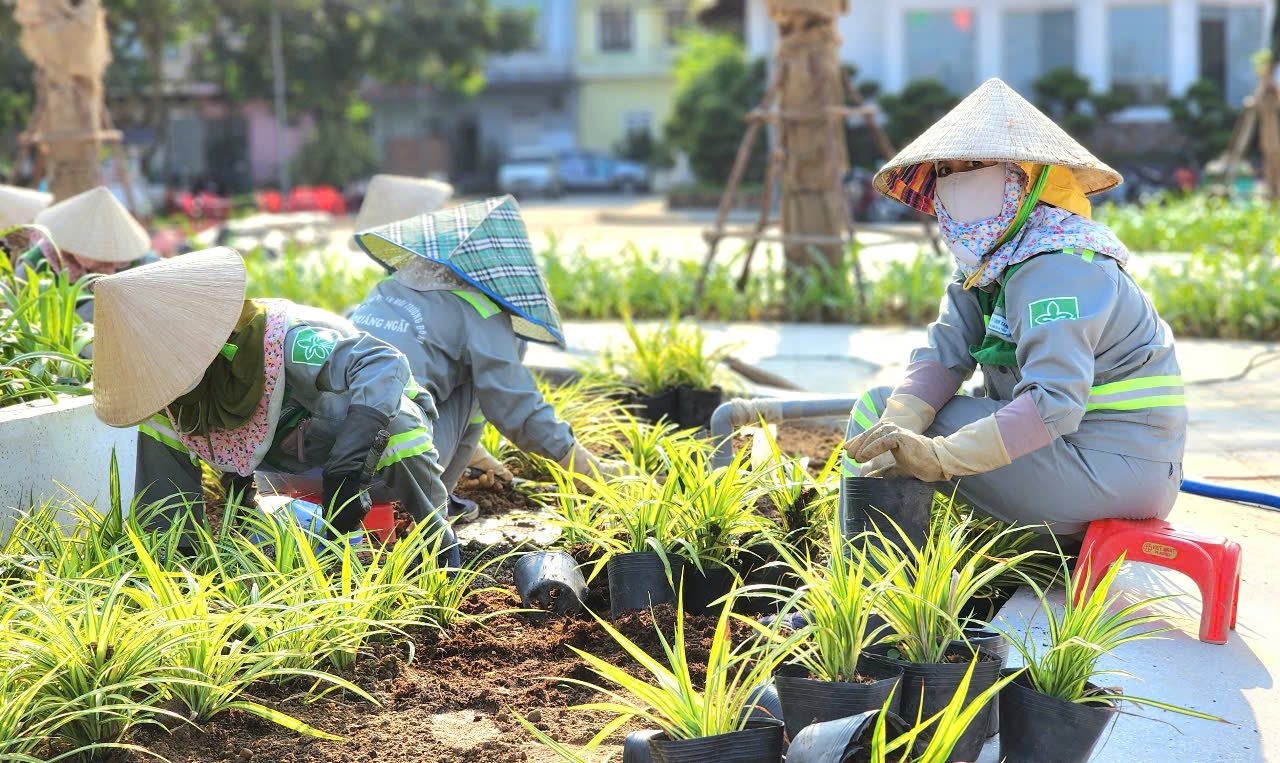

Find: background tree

[663,32,767,185]
[1167,79,1238,164]
[101,0,209,169]
[0,9,34,177]
[1031,67,1131,137]
[877,79,958,150]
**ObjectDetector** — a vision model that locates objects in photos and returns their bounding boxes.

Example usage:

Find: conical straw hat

[92,248,247,427]
[0,184,52,229]
[35,186,150,263]
[354,174,454,231]
[874,78,1122,213]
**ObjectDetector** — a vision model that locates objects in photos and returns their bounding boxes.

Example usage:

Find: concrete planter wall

[0,396,135,536]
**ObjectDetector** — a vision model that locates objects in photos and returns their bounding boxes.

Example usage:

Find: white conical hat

[0,184,52,229]
[874,78,1122,210]
[92,248,247,427]
[354,174,454,231]
[35,186,150,263]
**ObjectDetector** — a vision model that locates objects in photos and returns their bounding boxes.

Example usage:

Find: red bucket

[279,491,396,544]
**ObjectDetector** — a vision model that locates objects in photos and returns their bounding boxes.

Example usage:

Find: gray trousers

[840,386,1182,536]
[139,401,457,563]
[430,386,485,494]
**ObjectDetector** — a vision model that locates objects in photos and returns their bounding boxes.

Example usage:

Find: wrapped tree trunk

[767,0,851,273]
[14,0,115,202]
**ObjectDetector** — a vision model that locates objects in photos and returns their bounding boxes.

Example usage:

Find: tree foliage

[663,32,767,185]
[877,79,959,150]
[1167,78,1239,164]
[206,0,530,122]
[1031,67,1131,137]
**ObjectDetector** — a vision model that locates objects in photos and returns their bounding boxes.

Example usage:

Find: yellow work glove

[558,440,622,482]
[845,416,1010,482]
[468,445,514,482]
[850,393,938,476]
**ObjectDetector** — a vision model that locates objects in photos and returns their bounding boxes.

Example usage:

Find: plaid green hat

[355,195,565,347]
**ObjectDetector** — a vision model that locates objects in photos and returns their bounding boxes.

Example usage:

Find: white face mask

[935,163,1007,224]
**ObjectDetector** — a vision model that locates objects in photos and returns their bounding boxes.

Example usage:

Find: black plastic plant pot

[675,386,724,431]
[677,563,736,617]
[647,719,785,763]
[608,551,679,618]
[842,476,939,549]
[962,627,1009,737]
[786,709,912,763]
[743,682,783,724]
[637,387,680,425]
[861,643,1002,763]
[774,659,905,742]
[513,550,588,619]
[998,670,1117,763]
[624,730,664,763]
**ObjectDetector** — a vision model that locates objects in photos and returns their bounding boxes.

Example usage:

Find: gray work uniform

[841,251,1186,535]
[135,303,452,552]
[349,279,575,490]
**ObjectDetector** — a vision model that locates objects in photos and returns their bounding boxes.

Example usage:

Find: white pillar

[1169,0,1199,96]
[1076,0,1108,91]
[976,4,1002,83]
[884,5,905,91]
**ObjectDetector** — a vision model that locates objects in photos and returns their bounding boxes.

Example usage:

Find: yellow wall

[574,1,679,151]
[578,77,676,151]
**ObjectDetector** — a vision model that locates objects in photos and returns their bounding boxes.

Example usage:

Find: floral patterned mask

[935,162,1130,288]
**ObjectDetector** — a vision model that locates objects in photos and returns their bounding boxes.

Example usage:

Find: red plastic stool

[280,491,397,544]
[1072,518,1241,645]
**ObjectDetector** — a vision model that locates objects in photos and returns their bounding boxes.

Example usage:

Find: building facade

[367,0,579,184]
[575,0,688,152]
[746,0,1271,115]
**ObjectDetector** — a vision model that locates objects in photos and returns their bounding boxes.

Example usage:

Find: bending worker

[90,248,458,564]
[349,195,614,507]
[843,79,1185,536]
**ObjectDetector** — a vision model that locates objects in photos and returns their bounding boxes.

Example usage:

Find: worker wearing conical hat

[92,248,459,565]
[29,186,158,282]
[0,183,52,269]
[842,79,1186,535]
[349,196,617,514]
[353,173,454,231]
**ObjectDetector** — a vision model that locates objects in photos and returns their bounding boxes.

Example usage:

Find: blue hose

[1180,478,1280,511]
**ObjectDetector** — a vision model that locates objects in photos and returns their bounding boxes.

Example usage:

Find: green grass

[1097,194,1280,255]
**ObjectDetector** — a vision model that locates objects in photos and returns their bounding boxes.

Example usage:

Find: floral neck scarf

[936,163,1130,289]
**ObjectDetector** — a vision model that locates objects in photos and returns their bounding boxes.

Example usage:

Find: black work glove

[322,404,392,536]
[322,471,372,535]
[219,473,259,511]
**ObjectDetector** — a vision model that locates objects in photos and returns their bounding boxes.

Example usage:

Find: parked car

[497,155,563,198]
[557,151,650,192]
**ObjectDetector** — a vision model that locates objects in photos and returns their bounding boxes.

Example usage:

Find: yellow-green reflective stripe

[470,414,485,425]
[451,290,500,319]
[841,455,861,477]
[1090,375,1183,396]
[1086,394,1186,412]
[1081,250,1095,263]
[139,424,187,453]
[385,428,429,449]
[378,441,434,469]
[851,391,878,431]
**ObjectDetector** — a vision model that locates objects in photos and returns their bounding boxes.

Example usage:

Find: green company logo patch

[1028,296,1080,326]
[290,328,338,366]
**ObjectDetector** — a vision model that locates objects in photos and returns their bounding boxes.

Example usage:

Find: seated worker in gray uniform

[349,196,615,509]
[89,247,459,565]
[842,79,1186,537]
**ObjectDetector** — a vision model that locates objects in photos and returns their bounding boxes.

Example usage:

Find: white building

[745,0,1271,118]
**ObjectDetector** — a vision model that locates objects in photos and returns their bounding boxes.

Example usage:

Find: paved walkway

[528,320,1280,761]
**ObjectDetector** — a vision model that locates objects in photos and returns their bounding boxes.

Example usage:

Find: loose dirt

[126,424,832,762]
